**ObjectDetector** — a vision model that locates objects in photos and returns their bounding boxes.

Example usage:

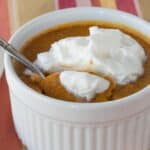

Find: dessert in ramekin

[5,7,150,150]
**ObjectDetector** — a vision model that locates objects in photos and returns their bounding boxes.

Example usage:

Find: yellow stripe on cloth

[8,0,55,32]
[100,0,117,9]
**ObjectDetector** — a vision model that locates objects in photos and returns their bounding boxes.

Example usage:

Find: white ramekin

[4,7,150,150]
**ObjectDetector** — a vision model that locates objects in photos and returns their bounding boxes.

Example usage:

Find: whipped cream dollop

[60,71,110,101]
[35,26,146,85]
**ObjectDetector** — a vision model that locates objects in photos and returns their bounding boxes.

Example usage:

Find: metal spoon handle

[0,38,44,78]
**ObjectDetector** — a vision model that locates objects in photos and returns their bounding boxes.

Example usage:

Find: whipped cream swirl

[60,71,110,101]
[35,26,146,85]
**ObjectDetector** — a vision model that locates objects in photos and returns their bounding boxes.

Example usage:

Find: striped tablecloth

[56,0,138,15]
[0,0,148,149]
[0,0,22,150]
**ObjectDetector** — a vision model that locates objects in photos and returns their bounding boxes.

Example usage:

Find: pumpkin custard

[13,22,150,102]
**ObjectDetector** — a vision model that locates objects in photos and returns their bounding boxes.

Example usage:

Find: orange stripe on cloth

[91,0,101,6]
[0,0,10,40]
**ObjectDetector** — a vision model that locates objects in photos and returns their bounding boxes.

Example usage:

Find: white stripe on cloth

[76,0,92,6]
[133,0,142,17]
[54,0,59,9]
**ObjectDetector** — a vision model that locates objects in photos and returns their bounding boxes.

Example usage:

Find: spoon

[0,38,45,78]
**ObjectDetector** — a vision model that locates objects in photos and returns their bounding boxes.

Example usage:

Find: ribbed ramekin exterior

[10,91,150,150]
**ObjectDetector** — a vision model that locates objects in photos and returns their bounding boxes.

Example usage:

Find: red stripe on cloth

[0,74,22,150]
[116,0,138,16]
[0,0,10,40]
[58,0,76,9]
[91,0,101,6]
